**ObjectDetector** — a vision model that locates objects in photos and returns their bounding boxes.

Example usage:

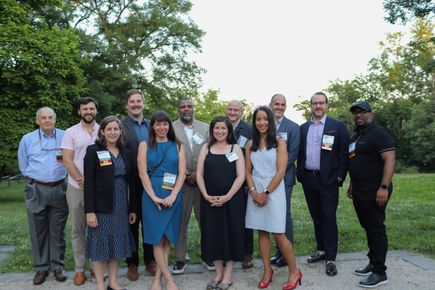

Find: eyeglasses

[39,129,58,151]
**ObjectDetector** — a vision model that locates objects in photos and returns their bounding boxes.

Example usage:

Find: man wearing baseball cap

[347,100,396,288]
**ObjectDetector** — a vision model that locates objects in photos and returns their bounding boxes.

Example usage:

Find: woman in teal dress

[138,111,186,290]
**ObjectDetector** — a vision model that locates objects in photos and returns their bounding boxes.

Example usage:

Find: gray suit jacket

[277,116,300,187]
[173,118,209,172]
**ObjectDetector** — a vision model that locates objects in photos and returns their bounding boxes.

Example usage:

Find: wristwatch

[264,189,270,195]
[380,184,388,189]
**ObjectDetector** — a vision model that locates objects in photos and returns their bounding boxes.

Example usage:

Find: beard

[180,113,193,123]
[81,114,95,124]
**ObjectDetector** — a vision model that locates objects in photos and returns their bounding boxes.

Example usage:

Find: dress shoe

[270,251,282,265]
[107,285,127,290]
[73,271,86,286]
[354,264,373,276]
[145,260,157,276]
[358,272,388,288]
[54,269,67,282]
[258,268,274,289]
[307,252,326,263]
[126,264,139,281]
[275,255,288,267]
[33,271,48,285]
[282,270,302,290]
[242,255,254,269]
[325,261,337,276]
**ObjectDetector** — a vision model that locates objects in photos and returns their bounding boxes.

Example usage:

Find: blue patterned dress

[87,153,136,261]
[142,141,183,245]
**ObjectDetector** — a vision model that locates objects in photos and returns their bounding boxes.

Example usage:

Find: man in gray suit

[172,98,210,274]
[269,94,300,267]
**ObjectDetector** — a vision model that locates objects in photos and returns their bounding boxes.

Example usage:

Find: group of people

[17,90,396,290]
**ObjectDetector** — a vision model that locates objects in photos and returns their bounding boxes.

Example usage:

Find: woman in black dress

[84,116,136,290]
[196,116,245,290]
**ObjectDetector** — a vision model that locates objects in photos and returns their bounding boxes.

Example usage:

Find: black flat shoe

[107,285,127,290]
[359,273,388,288]
[270,251,282,265]
[275,255,288,267]
[325,261,337,276]
[307,252,326,263]
[354,264,373,276]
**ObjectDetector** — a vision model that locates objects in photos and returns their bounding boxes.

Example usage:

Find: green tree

[0,0,86,176]
[295,20,434,170]
[67,0,205,116]
[384,0,434,24]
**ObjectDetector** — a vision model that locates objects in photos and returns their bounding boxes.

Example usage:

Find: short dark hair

[148,111,180,149]
[208,116,236,148]
[126,89,144,102]
[311,91,328,103]
[250,106,278,152]
[177,98,194,108]
[77,97,98,110]
[95,115,127,148]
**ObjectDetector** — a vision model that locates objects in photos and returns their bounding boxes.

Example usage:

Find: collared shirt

[18,128,66,183]
[348,122,396,199]
[305,114,327,170]
[130,115,149,143]
[183,125,194,151]
[61,121,99,189]
[232,119,241,131]
[275,116,284,130]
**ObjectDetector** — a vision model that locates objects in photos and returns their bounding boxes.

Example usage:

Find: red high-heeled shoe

[258,268,274,289]
[282,270,302,290]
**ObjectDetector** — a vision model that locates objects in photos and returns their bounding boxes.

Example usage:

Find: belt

[305,169,320,175]
[30,178,64,187]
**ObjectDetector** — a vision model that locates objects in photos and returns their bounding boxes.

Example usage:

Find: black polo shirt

[348,122,396,200]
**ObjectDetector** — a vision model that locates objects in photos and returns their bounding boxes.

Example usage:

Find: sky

[188,0,406,123]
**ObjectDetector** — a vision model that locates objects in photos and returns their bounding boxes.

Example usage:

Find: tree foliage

[68,0,205,116]
[383,0,434,24]
[295,19,435,171]
[0,0,86,176]
[0,0,205,176]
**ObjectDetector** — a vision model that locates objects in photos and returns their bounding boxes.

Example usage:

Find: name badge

[225,152,238,162]
[237,135,249,148]
[277,132,288,141]
[321,135,334,151]
[192,132,205,145]
[349,142,356,158]
[56,149,63,163]
[97,150,112,166]
[162,173,177,190]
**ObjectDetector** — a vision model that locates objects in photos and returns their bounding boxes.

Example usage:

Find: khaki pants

[66,184,86,272]
[173,184,201,263]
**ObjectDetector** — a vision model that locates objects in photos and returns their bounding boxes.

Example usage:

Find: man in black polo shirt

[347,101,396,288]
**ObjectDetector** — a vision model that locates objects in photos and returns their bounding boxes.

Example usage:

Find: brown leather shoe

[145,261,157,276]
[126,264,139,281]
[242,255,254,269]
[33,271,48,285]
[54,269,67,282]
[73,271,86,286]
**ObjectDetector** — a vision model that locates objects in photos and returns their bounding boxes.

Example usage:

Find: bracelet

[248,187,255,194]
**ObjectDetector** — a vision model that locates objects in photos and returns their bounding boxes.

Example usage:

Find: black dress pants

[126,182,155,266]
[302,173,339,261]
[353,194,390,276]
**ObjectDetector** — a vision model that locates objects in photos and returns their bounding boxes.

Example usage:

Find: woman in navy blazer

[84,115,137,290]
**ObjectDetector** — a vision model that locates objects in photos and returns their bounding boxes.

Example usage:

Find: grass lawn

[0,173,434,273]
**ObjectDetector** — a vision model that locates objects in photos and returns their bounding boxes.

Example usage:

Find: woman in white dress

[245,106,302,290]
